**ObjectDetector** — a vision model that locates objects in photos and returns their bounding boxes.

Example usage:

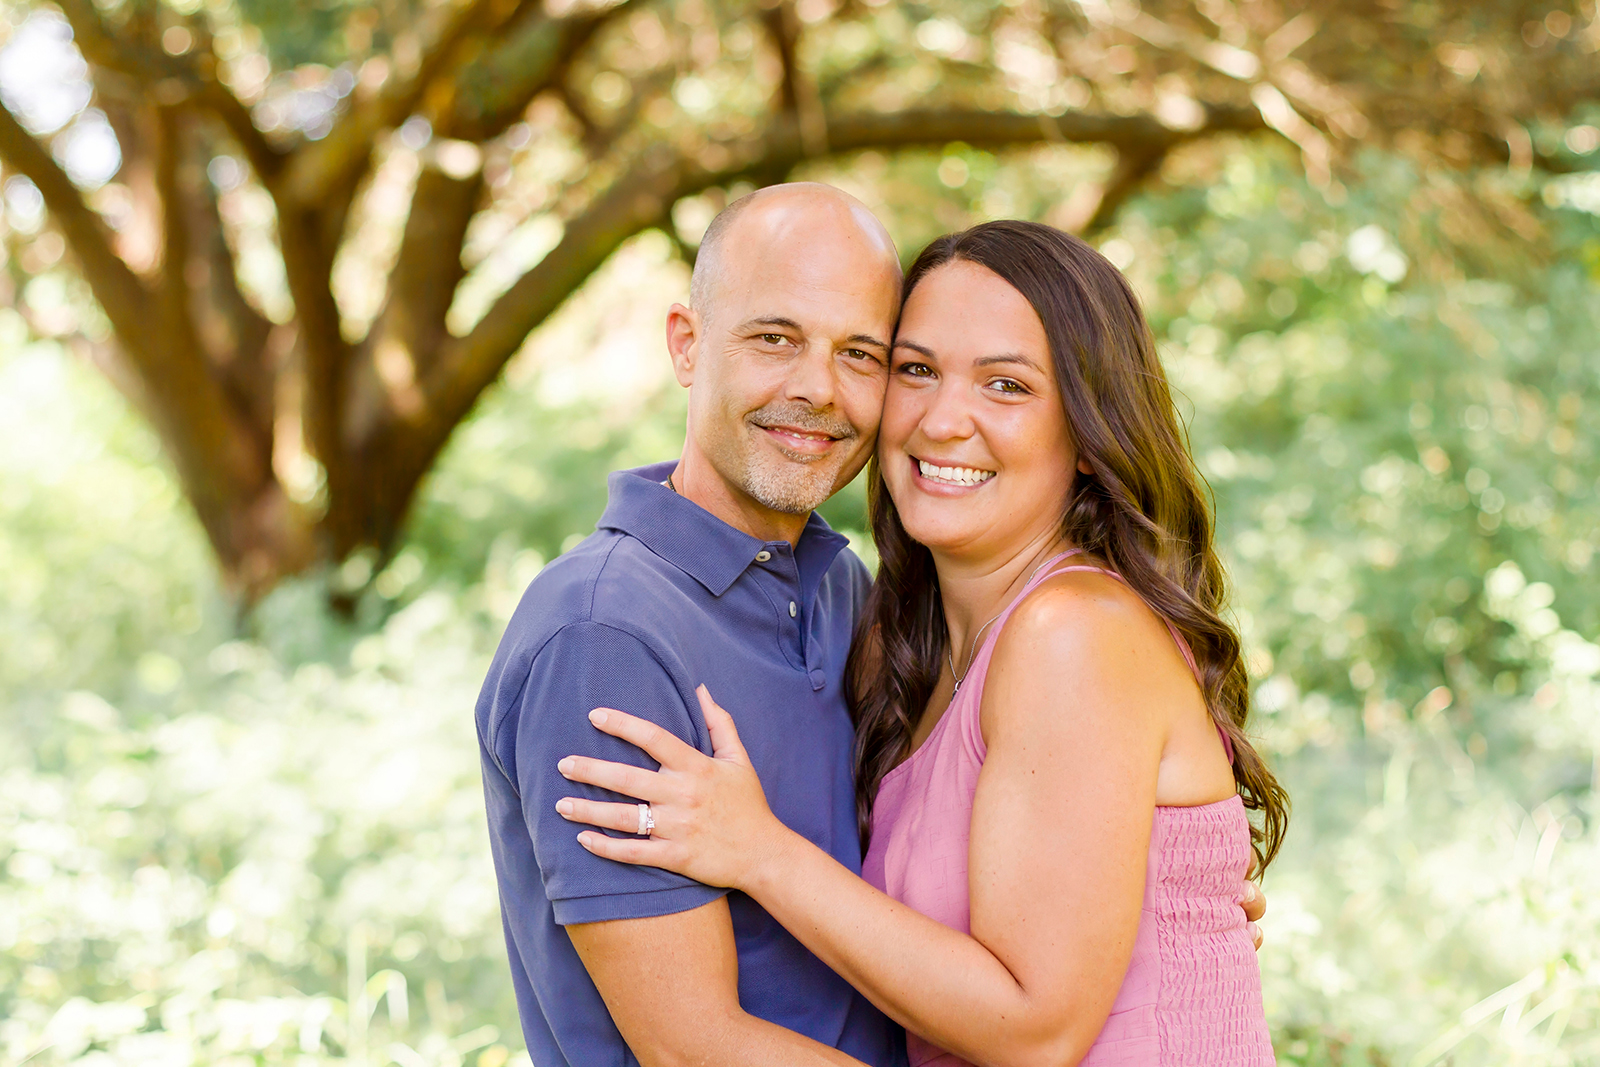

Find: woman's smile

[911,456,997,490]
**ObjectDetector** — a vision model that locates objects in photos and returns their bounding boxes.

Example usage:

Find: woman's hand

[555,685,795,891]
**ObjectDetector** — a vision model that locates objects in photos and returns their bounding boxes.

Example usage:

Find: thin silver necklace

[948,550,1071,693]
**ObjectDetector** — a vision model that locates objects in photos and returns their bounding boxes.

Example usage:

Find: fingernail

[589,709,608,726]
[577,833,593,850]
[556,799,573,816]
[558,757,575,775]
[1242,882,1257,902]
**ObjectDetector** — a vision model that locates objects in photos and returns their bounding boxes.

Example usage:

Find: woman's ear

[1077,455,1094,476]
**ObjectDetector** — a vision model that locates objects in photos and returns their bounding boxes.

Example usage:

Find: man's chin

[740,463,839,515]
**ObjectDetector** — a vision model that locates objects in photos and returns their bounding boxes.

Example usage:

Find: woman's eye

[991,378,1026,394]
[898,362,934,377]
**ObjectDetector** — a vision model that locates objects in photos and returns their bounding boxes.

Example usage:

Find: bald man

[476,184,908,1067]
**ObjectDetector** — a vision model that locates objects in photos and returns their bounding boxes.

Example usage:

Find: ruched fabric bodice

[860,551,1274,1066]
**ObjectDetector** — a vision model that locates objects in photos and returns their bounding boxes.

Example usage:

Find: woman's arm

[559,576,1182,1067]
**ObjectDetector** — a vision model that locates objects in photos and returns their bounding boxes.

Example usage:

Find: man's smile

[752,421,849,457]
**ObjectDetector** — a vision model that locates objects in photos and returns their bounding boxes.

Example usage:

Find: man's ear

[665,304,700,387]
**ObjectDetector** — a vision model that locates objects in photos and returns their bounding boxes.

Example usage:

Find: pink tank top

[861,551,1274,1067]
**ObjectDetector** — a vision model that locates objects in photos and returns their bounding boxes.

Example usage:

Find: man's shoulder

[476,530,697,765]
[503,528,691,639]
[480,530,699,705]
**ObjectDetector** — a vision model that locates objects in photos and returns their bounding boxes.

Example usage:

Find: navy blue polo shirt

[476,461,905,1067]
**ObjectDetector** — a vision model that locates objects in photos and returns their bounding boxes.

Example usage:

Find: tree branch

[760,1,803,113]
[1,94,281,574]
[1062,142,1173,235]
[154,105,190,317]
[182,140,276,442]
[759,0,827,156]
[277,0,508,206]
[345,162,485,442]
[424,103,1266,444]
[0,99,151,342]
[53,0,283,181]
[275,206,354,503]
[436,0,642,143]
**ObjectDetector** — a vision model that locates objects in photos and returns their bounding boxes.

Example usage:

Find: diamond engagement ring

[637,803,655,837]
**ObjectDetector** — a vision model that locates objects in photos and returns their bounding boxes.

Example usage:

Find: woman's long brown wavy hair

[847,220,1288,876]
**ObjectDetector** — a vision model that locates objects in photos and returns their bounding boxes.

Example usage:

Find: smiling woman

[882,261,1084,533]
[853,224,1287,877]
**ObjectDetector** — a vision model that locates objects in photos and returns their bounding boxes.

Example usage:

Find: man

[476,182,906,1067]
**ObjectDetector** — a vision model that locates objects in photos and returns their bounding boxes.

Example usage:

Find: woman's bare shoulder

[1000,565,1167,655]
[985,564,1189,732]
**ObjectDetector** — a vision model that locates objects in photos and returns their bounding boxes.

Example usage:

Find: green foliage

[229,0,395,70]
[2,144,1599,1066]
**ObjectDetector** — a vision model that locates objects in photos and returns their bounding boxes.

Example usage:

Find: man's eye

[760,334,787,345]
[844,349,876,362]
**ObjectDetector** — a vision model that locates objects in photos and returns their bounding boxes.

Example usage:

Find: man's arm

[568,899,868,1067]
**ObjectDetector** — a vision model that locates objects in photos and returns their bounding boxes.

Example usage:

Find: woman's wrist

[738,818,807,897]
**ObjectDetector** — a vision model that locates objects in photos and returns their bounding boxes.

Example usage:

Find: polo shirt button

[755,550,771,563]
[809,668,826,690]
[788,601,797,617]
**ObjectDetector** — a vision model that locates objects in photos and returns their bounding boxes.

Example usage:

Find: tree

[0,0,1595,600]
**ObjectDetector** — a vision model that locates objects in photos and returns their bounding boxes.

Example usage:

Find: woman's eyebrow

[974,352,1043,371]
[892,339,936,357]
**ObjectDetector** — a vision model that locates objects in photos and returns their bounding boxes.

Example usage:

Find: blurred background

[1,0,1598,1064]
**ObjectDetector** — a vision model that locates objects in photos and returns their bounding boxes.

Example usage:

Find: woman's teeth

[918,460,996,486]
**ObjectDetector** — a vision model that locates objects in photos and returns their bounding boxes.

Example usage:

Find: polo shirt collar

[598,461,851,598]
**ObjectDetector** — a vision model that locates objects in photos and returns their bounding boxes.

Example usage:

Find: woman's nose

[918,380,975,442]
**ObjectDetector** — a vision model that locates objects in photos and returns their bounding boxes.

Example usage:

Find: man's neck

[668,454,811,547]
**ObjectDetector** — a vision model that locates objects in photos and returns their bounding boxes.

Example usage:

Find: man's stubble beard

[712,402,861,516]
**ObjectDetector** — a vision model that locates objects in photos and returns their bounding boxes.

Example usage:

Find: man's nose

[783,343,838,409]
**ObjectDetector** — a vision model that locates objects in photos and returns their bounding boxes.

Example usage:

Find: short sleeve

[511,621,727,925]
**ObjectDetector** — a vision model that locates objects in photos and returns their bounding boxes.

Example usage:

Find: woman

[555,220,1288,1066]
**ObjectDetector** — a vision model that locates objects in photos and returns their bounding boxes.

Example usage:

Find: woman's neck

[933,527,1074,662]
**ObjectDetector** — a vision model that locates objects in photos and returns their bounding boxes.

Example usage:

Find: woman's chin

[895,512,981,553]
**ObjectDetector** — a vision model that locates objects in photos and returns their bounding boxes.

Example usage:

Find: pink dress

[861,551,1274,1066]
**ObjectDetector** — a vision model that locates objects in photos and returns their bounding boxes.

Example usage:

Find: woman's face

[880,260,1083,562]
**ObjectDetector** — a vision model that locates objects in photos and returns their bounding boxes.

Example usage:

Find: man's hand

[567,898,867,1067]
[1243,881,1267,950]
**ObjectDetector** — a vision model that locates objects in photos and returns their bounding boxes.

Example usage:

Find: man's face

[672,203,900,518]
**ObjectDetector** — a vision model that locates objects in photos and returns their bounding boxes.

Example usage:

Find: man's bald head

[689,182,901,320]
[664,182,902,535]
